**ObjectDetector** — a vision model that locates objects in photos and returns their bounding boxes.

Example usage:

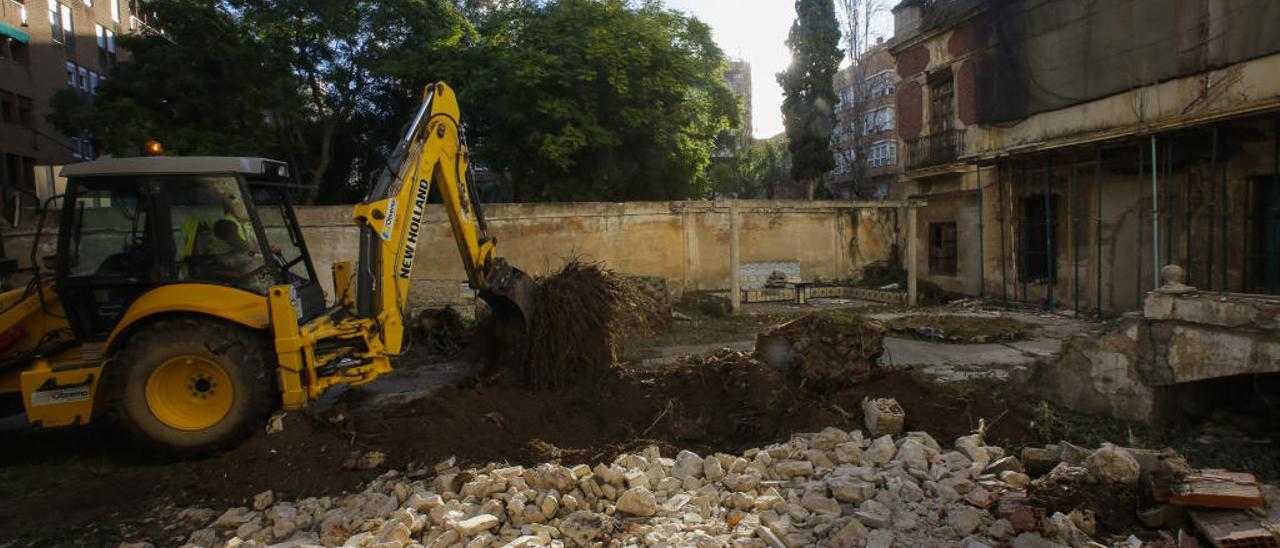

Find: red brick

[947,18,986,58]
[897,81,923,140]
[897,45,930,78]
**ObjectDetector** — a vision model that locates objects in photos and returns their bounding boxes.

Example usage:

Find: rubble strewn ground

[121,427,1280,548]
[2,301,1276,547]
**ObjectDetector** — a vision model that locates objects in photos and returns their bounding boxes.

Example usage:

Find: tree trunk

[806,178,817,200]
[302,122,336,205]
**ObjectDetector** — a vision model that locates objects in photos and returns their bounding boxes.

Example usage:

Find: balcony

[903,129,964,172]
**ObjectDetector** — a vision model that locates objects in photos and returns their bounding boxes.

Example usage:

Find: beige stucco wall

[2,200,904,308]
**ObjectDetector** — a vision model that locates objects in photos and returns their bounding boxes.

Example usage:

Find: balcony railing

[903,129,964,171]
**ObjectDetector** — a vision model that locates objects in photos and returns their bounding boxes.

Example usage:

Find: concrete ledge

[1143,291,1280,331]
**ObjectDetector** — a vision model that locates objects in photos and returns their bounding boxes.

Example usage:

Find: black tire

[111,317,276,455]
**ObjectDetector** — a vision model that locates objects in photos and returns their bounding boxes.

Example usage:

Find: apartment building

[0,0,151,206]
[828,43,898,199]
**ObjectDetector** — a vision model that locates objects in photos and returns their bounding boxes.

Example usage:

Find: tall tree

[778,0,843,199]
[48,0,470,204]
[462,0,739,201]
[707,139,790,199]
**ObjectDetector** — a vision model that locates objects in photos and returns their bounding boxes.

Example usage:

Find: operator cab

[56,157,324,340]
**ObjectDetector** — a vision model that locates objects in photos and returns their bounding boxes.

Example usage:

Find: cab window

[163,176,272,292]
[251,185,314,286]
[64,183,151,279]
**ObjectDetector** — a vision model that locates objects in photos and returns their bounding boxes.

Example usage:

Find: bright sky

[662,0,893,138]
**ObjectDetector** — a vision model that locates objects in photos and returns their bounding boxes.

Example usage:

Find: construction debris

[755,310,885,388]
[862,397,904,437]
[137,427,1096,548]
[1189,509,1280,548]
[1170,470,1266,510]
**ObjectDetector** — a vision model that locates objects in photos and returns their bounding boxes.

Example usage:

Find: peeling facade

[1043,283,1280,423]
[890,0,1280,313]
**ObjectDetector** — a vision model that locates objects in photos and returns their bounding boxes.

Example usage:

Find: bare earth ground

[0,302,1274,546]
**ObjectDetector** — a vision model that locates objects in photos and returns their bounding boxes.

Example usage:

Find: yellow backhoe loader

[0,82,535,453]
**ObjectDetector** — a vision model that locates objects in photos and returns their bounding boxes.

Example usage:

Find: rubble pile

[755,311,886,388]
[144,427,1209,548]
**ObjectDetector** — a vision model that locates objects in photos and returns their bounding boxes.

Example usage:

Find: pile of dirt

[184,361,1030,501]
[755,310,887,388]
[520,260,668,388]
[414,306,469,360]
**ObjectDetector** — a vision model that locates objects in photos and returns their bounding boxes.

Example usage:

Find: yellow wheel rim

[145,355,234,431]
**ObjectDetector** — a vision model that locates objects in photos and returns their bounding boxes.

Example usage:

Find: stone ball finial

[1160,264,1185,286]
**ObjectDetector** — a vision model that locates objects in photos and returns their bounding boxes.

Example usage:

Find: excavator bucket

[475,258,538,368]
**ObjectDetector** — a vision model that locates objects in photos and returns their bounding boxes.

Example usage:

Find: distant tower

[716,59,753,157]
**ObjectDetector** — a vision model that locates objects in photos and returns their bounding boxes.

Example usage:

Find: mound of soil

[755,310,886,388]
[184,357,1030,504]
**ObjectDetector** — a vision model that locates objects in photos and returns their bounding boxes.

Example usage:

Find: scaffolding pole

[977,165,985,299]
[1045,156,1054,311]
[1151,135,1160,289]
[999,162,1009,303]
[1137,144,1144,308]
[1072,153,1080,313]
[1273,116,1280,293]
[1095,145,1103,316]
[1221,155,1229,293]
[1020,164,1028,304]
[1165,138,1174,269]
[1209,126,1218,289]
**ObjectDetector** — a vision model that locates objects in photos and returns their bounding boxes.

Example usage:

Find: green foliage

[48,0,470,204]
[777,0,842,197]
[49,0,734,204]
[707,138,791,198]
[462,0,739,201]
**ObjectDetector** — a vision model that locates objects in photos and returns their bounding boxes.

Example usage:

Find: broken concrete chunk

[773,460,814,478]
[672,450,704,480]
[999,471,1031,489]
[865,435,897,465]
[615,487,657,516]
[947,506,983,535]
[454,514,499,537]
[558,511,615,545]
[894,439,930,472]
[811,427,851,450]
[1056,441,1091,466]
[1085,443,1140,485]
[251,491,274,512]
[984,456,1024,475]
[954,434,989,469]
[862,398,904,437]
[828,477,876,503]
[1020,446,1059,476]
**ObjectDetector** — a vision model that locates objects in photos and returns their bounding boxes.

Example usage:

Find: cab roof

[60,156,289,178]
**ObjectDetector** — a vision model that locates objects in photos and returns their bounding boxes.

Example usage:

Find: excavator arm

[348,82,534,355]
[272,81,532,408]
